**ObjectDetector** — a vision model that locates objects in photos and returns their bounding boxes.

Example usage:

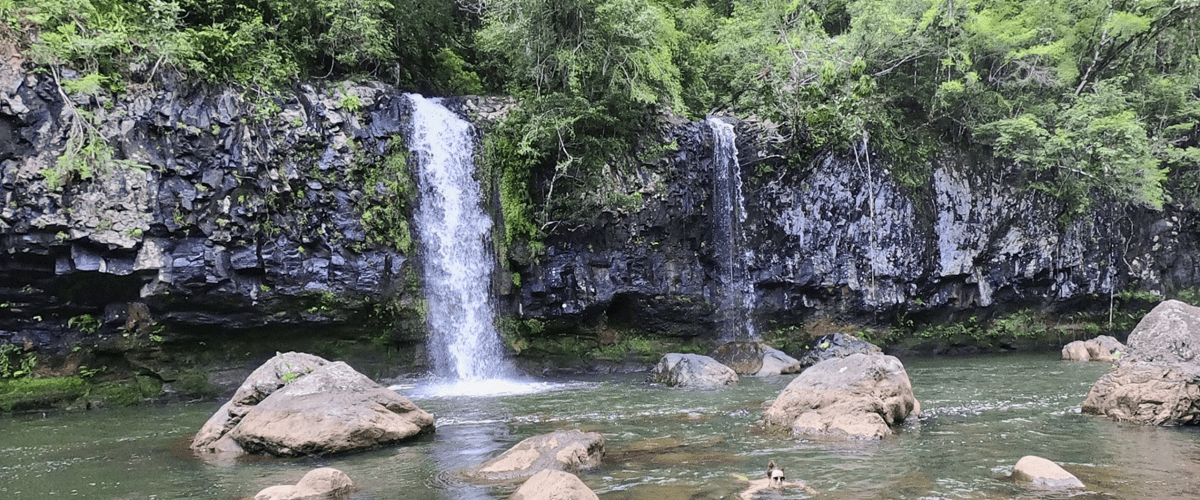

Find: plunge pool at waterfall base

[3,353,1199,500]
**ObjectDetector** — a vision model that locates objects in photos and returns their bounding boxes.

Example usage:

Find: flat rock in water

[509,470,599,500]
[191,352,434,457]
[1010,456,1084,489]
[763,353,919,439]
[255,467,354,500]
[1083,300,1200,425]
[648,353,738,389]
[464,430,605,483]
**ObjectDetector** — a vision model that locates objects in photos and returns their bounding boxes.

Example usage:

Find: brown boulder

[1082,363,1200,425]
[192,353,434,457]
[254,467,354,500]
[465,430,605,482]
[1062,336,1124,362]
[1083,300,1200,425]
[509,470,599,500]
[763,353,919,439]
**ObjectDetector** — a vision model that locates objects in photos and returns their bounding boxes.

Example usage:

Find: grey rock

[1083,300,1200,425]
[1010,456,1084,490]
[763,353,919,439]
[648,353,738,389]
[192,352,433,457]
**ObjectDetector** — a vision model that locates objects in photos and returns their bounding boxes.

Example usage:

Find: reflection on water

[1,353,1199,499]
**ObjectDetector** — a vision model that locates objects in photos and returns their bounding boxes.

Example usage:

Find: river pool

[2,353,1198,499]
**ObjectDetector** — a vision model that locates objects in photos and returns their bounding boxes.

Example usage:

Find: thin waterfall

[407,94,511,381]
[707,117,757,341]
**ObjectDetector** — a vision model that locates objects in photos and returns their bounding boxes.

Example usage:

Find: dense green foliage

[3,0,1198,230]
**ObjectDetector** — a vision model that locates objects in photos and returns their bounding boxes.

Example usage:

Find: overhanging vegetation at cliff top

[3,0,1198,222]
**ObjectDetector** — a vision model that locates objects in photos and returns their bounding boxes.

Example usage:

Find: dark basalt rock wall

[2,61,1199,374]
[511,122,1200,342]
[0,64,431,367]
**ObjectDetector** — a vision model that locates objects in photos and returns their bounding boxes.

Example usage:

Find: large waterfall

[707,117,757,341]
[407,95,511,382]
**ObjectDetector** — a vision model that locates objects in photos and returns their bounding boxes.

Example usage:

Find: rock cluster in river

[1083,300,1200,425]
[763,353,920,439]
[1061,335,1124,362]
[709,342,802,376]
[191,352,434,457]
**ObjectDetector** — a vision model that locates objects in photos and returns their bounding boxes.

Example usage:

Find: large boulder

[1083,300,1200,425]
[254,468,354,500]
[191,352,434,457]
[709,342,802,376]
[648,353,738,389]
[1062,335,1124,362]
[1010,456,1084,490]
[464,430,605,482]
[763,353,919,439]
[509,470,599,500]
[794,333,882,370]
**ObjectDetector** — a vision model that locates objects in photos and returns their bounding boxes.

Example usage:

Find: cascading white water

[707,117,757,341]
[407,94,511,382]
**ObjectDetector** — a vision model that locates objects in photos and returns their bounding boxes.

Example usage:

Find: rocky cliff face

[2,62,1197,377]
[514,122,1200,345]
[0,63,439,374]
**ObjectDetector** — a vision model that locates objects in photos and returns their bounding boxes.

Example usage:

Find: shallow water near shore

[2,353,1199,499]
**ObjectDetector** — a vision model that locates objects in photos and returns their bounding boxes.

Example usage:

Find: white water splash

[408,94,512,381]
[707,117,757,341]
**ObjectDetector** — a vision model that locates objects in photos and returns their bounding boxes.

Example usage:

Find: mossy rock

[0,377,89,412]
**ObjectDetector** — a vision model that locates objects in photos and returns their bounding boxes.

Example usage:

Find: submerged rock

[509,470,599,500]
[710,342,802,376]
[1083,300,1200,425]
[763,353,919,439]
[191,352,434,457]
[648,353,739,389]
[1010,456,1084,489]
[794,333,882,370]
[254,467,354,500]
[464,429,605,483]
[1062,335,1124,362]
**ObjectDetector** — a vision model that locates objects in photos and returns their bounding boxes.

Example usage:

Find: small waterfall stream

[707,117,757,341]
[407,94,511,382]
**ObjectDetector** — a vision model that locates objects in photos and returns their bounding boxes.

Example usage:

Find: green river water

[2,353,1198,499]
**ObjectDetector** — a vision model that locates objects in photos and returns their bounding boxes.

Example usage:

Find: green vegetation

[358,137,416,254]
[0,344,36,379]
[5,0,1195,230]
[67,314,102,334]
